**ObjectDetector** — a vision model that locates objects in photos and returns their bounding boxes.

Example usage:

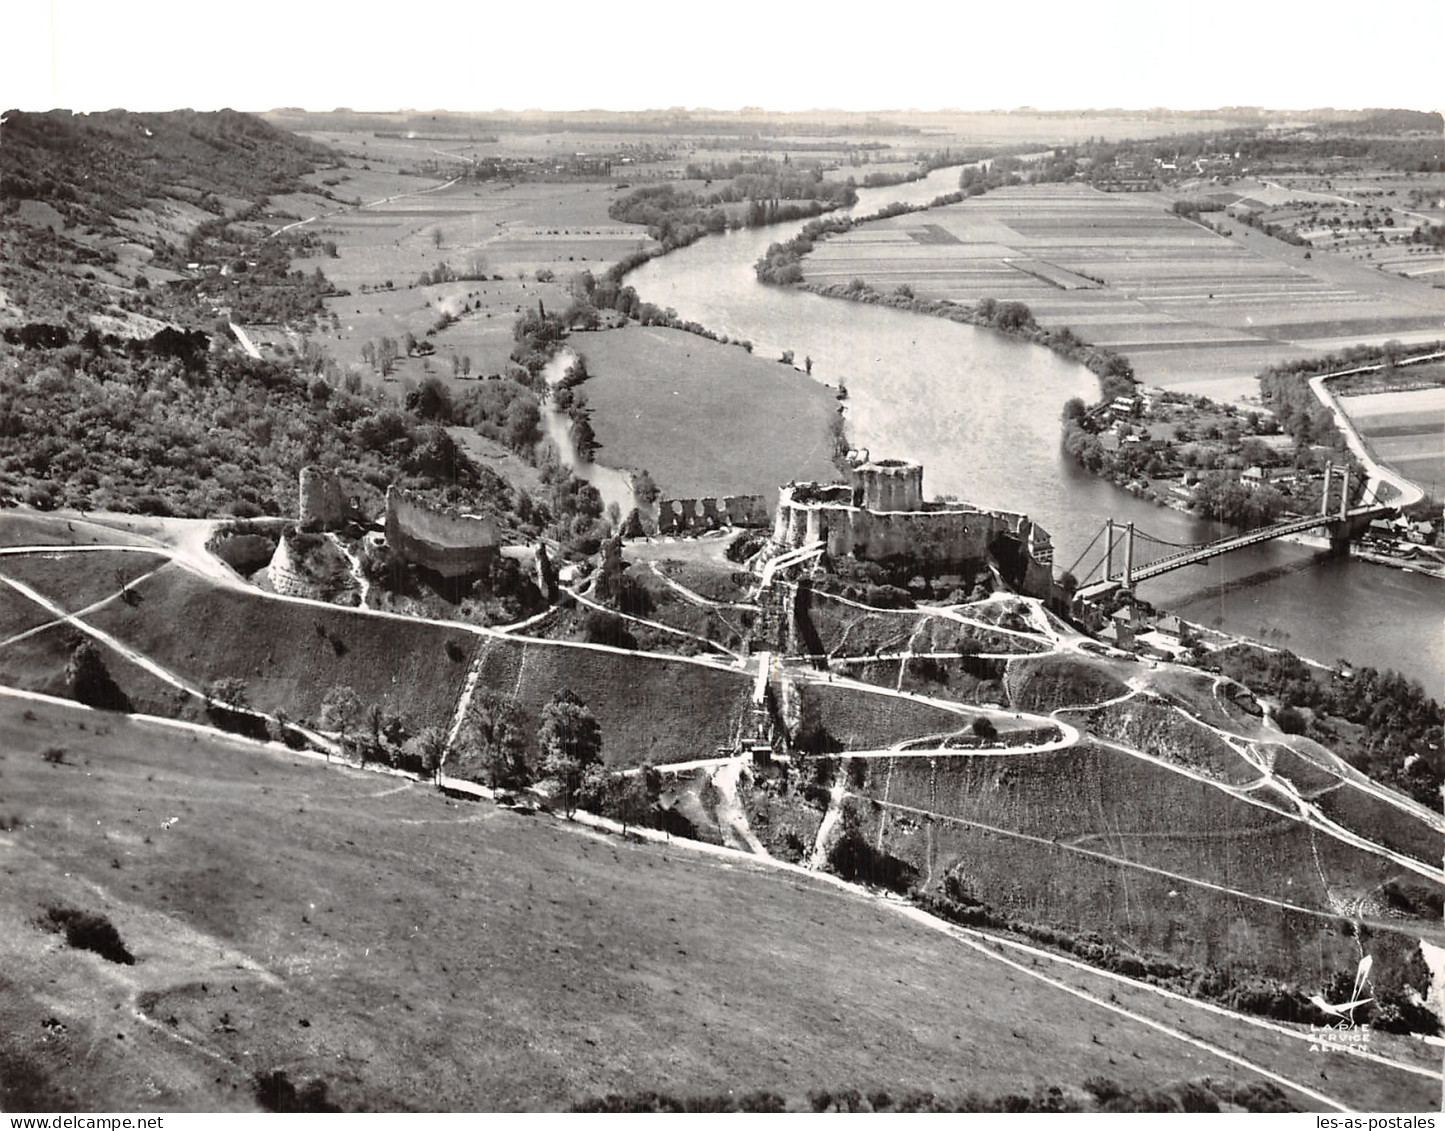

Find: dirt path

[708,758,767,855]
[557,802,1430,1105]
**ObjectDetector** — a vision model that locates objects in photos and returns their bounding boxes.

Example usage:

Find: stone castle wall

[384,486,498,579]
[850,459,924,513]
[771,460,1055,597]
[656,494,771,534]
[299,467,367,530]
[266,535,318,599]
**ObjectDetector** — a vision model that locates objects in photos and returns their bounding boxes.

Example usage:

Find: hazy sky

[9,0,1443,114]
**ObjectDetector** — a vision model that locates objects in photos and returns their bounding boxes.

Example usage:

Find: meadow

[11,696,1417,1111]
[571,324,842,499]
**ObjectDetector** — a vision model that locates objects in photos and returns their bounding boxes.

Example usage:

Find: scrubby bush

[39,905,134,964]
[253,1070,342,1112]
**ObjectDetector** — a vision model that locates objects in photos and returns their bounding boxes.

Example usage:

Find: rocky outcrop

[384,486,498,580]
[534,543,559,602]
[266,534,323,599]
[264,532,359,602]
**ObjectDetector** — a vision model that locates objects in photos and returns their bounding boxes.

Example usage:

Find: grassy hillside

[61,562,748,765]
[466,635,752,767]
[854,740,1442,999]
[11,697,1417,1111]
[1007,653,1132,712]
[1,110,329,230]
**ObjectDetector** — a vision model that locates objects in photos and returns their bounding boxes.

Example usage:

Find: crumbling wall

[299,467,366,531]
[264,532,360,603]
[385,486,498,579]
[773,484,1056,598]
[850,459,924,512]
[656,493,770,534]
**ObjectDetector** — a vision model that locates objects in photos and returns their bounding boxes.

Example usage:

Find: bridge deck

[1077,505,1390,598]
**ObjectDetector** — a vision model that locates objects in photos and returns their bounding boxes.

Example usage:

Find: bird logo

[1309,955,1374,1026]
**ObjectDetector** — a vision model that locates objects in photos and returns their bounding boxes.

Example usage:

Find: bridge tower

[1320,462,1333,517]
[1124,522,1136,589]
[1104,518,1115,579]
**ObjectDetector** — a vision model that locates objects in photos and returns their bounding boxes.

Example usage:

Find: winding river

[623,167,1443,696]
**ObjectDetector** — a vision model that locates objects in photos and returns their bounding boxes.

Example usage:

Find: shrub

[40,905,134,964]
[253,1070,342,1113]
[65,640,131,712]
[1275,705,1306,734]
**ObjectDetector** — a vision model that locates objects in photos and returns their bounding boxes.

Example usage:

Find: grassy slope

[83,565,477,728]
[71,563,749,765]
[803,681,974,748]
[0,549,171,611]
[1008,653,1133,712]
[571,324,842,499]
[467,635,751,767]
[11,698,1424,1111]
[857,741,1442,984]
[0,512,162,550]
[0,621,194,718]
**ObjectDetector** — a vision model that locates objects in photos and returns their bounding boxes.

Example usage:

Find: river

[540,348,636,516]
[623,166,1444,696]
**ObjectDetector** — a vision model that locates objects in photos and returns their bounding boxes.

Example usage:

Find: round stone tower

[851,459,924,512]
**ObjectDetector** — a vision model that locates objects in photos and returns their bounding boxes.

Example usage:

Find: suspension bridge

[1069,462,1396,600]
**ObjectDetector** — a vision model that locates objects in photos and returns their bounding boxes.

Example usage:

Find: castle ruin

[298,466,367,530]
[383,486,499,580]
[771,458,1055,596]
[655,493,771,535]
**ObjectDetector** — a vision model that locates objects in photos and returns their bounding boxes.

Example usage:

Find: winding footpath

[3,520,1441,1110]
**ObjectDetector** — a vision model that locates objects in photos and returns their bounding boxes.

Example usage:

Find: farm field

[313,175,646,384]
[1338,383,1445,496]
[3,695,1437,1112]
[570,324,842,499]
[1197,173,1445,283]
[801,184,1445,402]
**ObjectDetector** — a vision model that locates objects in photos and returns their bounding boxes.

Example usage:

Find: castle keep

[771,458,1055,595]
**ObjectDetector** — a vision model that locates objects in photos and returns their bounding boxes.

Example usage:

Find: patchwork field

[1338,383,1445,495]
[802,184,1445,402]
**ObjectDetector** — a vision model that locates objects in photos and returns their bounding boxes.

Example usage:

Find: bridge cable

[1063,523,1108,578]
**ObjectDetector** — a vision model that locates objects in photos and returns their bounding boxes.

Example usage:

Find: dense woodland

[609,161,857,250]
[0,109,332,228]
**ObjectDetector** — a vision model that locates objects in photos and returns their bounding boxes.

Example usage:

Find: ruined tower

[850,458,924,512]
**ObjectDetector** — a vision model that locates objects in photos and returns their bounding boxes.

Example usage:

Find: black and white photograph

[2,0,1442,1117]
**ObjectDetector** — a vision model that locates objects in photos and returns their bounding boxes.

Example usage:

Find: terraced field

[802,184,1445,402]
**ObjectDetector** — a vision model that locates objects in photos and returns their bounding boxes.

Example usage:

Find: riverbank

[622,164,1445,697]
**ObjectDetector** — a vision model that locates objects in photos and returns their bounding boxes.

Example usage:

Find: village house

[1240,466,1295,493]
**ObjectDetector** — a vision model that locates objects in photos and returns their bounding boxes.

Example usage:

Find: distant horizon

[12,104,1441,120]
[12,1,1443,120]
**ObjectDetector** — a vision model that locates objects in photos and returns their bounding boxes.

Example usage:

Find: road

[1308,354,1443,511]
